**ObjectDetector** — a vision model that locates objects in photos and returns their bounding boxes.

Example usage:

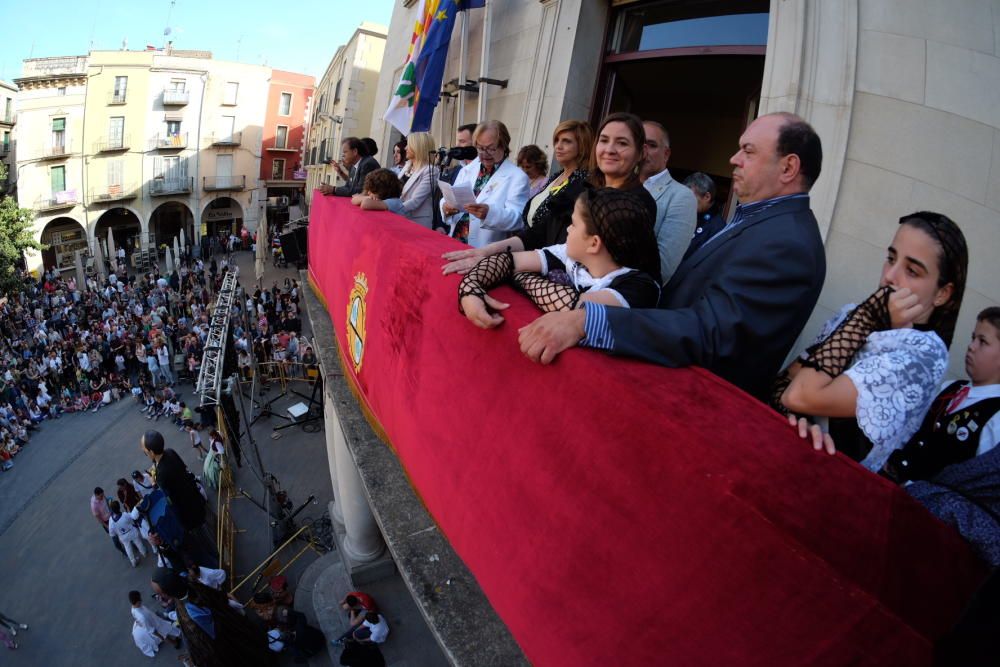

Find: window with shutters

[279,92,292,116]
[108,117,124,148]
[275,125,288,149]
[271,158,285,179]
[52,118,66,151]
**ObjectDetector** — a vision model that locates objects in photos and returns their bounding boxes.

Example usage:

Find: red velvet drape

[308,195,987,666]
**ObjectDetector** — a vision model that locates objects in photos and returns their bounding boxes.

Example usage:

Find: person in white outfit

[108,500,146,567]
[129,590,180,657]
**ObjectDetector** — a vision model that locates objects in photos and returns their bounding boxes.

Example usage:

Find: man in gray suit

[640,121,697,283]
[518,112,827,401]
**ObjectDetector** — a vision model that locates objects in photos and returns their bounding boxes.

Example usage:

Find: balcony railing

[108,91,127,105]
[267,142,298,152]
[1,113,14,125]
[89,183,138,204]
[209,132,241,147]
[150,133,188,150]
[0,144,9,156]
[34,191,79,211]
[150,176,193,196]
[95,136,130,152]
[162,89,189,106]
[203,175,246,191]
[39,144,69,160]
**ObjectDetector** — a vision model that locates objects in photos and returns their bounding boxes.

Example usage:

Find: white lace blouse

[811,305,949,471]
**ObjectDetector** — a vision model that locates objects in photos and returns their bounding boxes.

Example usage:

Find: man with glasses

[440,120,530,247]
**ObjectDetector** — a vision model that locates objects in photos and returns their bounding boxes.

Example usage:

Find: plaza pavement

[0,250,447,665]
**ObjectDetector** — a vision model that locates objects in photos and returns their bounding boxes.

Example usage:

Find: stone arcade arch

[38,216,87,274]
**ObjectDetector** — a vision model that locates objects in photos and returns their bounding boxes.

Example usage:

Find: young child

[882,307,1000,483]
[459,187,662,329]
[353,169,405,216]
[185,420,207,460]
[129,590,181,657]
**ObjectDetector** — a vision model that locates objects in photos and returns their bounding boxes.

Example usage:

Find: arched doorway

[39,217,87,274]
[201,196,244,247]
[150,200,194,250]
[94,206,143,263]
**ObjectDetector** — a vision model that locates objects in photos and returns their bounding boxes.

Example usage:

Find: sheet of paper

[439,181,478,209]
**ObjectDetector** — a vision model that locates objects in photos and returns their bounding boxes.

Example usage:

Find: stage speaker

[280,231,302,263]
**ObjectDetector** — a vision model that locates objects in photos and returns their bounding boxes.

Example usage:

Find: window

[223,81,239,105]
[334,79,342,103]
[113,76,127,103]
[166,120,182,137]
[218,115,235,141]
[309,147,316,165]
[108,117,125,148]
[279,92,292,116]
[319,138,327,163]
[2,131,9,152]
[216,154,233,186]
[50,165,66,194]
[612,3,769,54]
[169,79,186,92]
[275,125,288,149]
[3,98,11,123]
[57,87,66,96]
[52,118,66,151]
[271,158,285,179]
[107,159,124,187]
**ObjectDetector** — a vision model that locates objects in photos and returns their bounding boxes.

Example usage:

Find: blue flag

[411,0,478,132]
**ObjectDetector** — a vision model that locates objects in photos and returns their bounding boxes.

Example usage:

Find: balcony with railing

[203,175,246,191]
[1,112,14,125]
[0,143,9,156]
[150,176,193,196]
[150,133,188,150]
[108,91,127,105]
[34,190,79,211]
[89,183,138,204]
[209,132,241,147]
[39,143,70,160]
[95,136,130,152]
[162,89,190,106]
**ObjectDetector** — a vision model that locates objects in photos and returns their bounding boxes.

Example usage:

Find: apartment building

[261,69,314,202]
[13,49,294,274]
[305,23,386,204]
[0,79,15,195]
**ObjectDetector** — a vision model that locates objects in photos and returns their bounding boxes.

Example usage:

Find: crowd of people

[322,112,999,577]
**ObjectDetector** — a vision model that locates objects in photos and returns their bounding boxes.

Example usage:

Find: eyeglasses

[475,144,501,155]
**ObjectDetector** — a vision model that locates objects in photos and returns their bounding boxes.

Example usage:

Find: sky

[0,0,396,83]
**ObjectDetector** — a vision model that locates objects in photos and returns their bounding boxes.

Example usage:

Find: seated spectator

[440,119,530,247]
[459,188,661,330]
[880,307,1000,483]
[683,172,726,258]
[776,212,968,471]
[517,144,550,198]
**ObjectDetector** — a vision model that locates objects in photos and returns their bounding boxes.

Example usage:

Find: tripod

[272,373,323,433]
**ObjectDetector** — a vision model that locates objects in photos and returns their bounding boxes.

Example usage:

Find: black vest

[883,381,1000,483]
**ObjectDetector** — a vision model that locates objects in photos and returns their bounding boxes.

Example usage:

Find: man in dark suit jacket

[320,137,380,197]
[517,112,827,401]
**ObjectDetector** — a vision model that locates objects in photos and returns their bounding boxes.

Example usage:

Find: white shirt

[363,615,389,643]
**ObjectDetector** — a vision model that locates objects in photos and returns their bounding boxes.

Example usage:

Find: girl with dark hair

[773,211,969,471]
[458,188,662,329]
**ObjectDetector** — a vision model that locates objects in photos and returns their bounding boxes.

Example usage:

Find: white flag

[383,0,431,135]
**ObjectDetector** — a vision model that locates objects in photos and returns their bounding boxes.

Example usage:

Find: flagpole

[477,0,492,121]
[458,9,469,127]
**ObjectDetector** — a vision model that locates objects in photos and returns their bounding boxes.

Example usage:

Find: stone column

[332,406,385,563]
[323,380,345,525]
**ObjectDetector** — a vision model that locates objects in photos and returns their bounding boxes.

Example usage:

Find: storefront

[40,218,88,273]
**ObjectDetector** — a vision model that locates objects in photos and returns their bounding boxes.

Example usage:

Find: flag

[410,0,465,133]
[383,0,435,135]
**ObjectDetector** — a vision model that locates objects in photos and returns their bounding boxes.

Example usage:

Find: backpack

[137,488,185,550]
